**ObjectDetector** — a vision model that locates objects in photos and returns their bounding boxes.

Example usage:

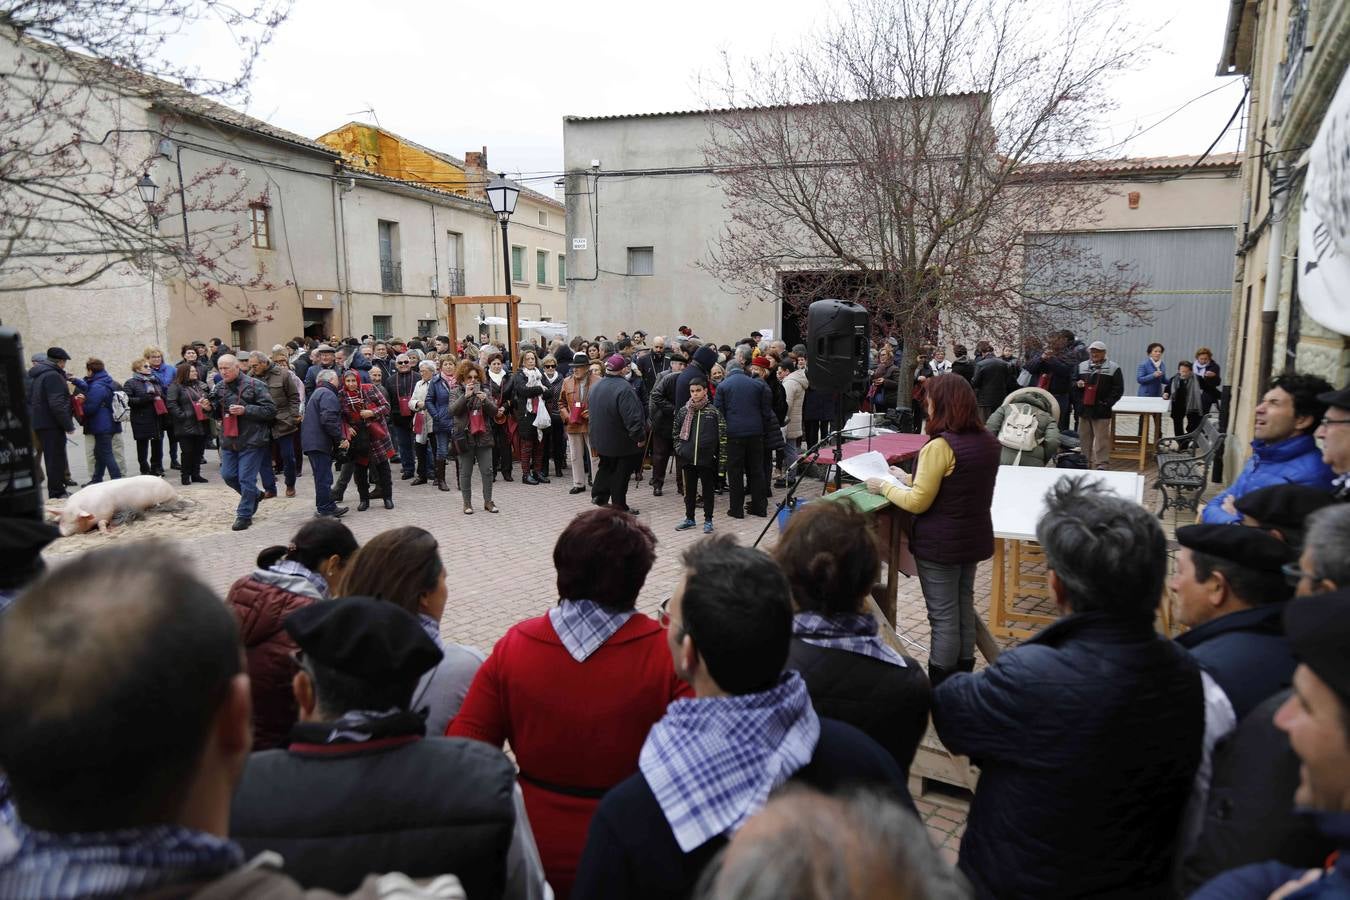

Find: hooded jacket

[782,369,809,439]
[1201,433,1336,524]
[28,360,74,432]
[76,370,123,436]
[984,387,1061,466]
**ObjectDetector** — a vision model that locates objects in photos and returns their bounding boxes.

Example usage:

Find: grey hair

[695,787,969,900]
[1305,504,1350,588]
[248,350,270,365]
[315,369,340,386]
[418,360,437,374]
[395,354,411,363]
[1034,477,1166,618]
[735,345,754,365]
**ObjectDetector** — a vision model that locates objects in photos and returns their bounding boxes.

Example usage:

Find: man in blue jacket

[1190,587,1350,899]
[1203,374,1336,524]
[713,361,776,518]
[933,478,1202,899]
[301,369,349,519]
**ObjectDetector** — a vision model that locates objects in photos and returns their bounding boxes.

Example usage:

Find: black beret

[285,596,442,683]
[1285,588,1350,703]
[1175,523,1296,574]
[1316,384,1350,410]
[1234,484,1336,532]
[45,347,70,361]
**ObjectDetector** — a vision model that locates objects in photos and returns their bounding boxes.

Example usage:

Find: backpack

[997,403,1041,455]
[111,389,131,423]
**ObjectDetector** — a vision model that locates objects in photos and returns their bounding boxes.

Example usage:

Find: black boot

[927,662,954,687]
[181,472,191,486]
[522,471,538,485]
[434,460,451,492]
[535,469,550,484]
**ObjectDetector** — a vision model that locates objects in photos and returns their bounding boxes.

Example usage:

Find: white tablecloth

[1113,396,1170,415]
[991,466,1146,541]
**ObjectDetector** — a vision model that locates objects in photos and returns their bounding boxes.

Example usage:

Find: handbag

[911,383,924,402]
[368,418,389,444]
[152,395,168,416]
[399,395,411,416]
[71,393,85,424]
[1016,368,1033,388]
[1036,374,1052,390]
[469,407,487,435]
[192,396,207,421]
[1082,381,1099,407]
[413,411,426,435]
[222,413,239,438]
[533,396,551,429]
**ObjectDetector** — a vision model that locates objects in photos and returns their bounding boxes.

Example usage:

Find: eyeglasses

[1282,562,1320,588]
[1320,418,1350,428]
[543,364,556,369]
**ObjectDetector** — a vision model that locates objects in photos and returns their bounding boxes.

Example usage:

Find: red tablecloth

[814,432,928,465]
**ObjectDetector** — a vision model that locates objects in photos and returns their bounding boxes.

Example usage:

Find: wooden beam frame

[445,295,520,362]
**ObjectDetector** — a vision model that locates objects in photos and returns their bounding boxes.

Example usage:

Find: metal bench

[1154,414,1224,518]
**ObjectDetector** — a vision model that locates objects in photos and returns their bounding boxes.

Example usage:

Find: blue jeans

[261,436,297,492]
[220,446,265,520]
[91,433,121,481]
[391,421,415,477]
[307,450,336,514]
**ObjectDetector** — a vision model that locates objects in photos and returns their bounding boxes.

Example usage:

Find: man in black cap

[1189,588,1350,899]
[303,343,339,394]
[1234,483,1336,551]
[1315,382,1350,499]
[1171,524,1298,720]
[230,596,543,898]
[27,347,75,500]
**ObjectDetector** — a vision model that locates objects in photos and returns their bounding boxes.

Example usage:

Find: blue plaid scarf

[419,612,445,649]
[639,671,820,851]
[549,599,635,662]
[0,822,243,899]
[792,612,907,668]
[267,559,330,599]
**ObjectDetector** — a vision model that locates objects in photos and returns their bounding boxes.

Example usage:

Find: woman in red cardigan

[449,507,690,898]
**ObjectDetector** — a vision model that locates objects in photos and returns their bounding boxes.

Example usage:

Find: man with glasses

[1315,383,1350,499]
[1180,503,1350,892]
[388,355,420,481]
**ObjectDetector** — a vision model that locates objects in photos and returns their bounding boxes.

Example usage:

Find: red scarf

[680,395,709,441]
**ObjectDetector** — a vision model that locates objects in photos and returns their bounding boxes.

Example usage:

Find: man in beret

[1171,524,1298,720]
[1315,383,1350,499]
[27,346,76,500]
[230,596,545,898]
[1189,587,1350,899]
[1234,483,1336,551]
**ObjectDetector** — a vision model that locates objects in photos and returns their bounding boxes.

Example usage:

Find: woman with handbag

[512,349,550,485]
[75,358,123,484]
[425,357,459,493]
[409,359,436,486]
[337,371,394,511]
[448,360,499,514]
[166,362,210,485]
[124,357,167,475]
[541,355,568,478]
[485,353,515,482]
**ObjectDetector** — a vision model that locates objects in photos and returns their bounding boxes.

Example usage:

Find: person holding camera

[448,360,499,515]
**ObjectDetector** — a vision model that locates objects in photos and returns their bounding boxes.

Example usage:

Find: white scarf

[488,369,505,386]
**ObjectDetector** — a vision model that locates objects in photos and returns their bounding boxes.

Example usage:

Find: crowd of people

[8,322,1350,899]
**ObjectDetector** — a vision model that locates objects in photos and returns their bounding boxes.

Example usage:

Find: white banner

[1299,64,1350,335]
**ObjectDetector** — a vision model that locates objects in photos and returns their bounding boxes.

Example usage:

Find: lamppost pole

[498,217,511,299]
[485,172,521,359]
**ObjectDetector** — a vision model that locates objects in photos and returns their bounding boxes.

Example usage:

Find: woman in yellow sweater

[866,374,1001,685]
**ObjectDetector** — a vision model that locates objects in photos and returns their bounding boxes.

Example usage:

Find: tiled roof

[563,93,985,123]
[1038,152,1244,176]
[27,36,339,157]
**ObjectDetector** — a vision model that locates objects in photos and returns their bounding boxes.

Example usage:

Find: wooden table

[989,467,1145,639]
[1109,396,1170,472]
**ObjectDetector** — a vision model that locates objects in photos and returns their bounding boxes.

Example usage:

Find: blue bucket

[777,497,810,534]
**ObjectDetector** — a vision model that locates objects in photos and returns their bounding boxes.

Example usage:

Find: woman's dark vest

[910,430,1000,564]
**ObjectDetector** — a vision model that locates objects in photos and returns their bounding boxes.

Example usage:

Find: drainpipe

[337,177,355,337]
[1256,163,1287,391]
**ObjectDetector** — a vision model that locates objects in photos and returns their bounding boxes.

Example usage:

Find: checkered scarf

[639,671,820,852]
[268,559,330,600]
[792,612,907,668]
[0,822,243,899]
[549,599,634,662]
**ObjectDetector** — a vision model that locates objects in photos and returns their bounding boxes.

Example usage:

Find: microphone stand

[751,415,876,549]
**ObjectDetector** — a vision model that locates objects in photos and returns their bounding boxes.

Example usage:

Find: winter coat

[951,355,975,383]
[1073,359,1125,419]
[303,362,339,394]
[511,369,547,424]
[177,357,210,383]
[149,360,176,389]
[259,363,301,437]
[672,402,726,472]
[1165,373,1204,419]
[166,381,209,437]
[541,372,564,419]
[933,611,1204,899]
[27,361,74,432]
[300,382,344,455]
[1175,604,1294,722]
[290,350,311,383]
[782,369,808,439]
[713,368,776,439]
[637,350,671,393]
[1136,358,1166,397]
[868,362,900,412]
[1024,354,1074,396]
[123,373,166,440]
[648,369,680,436]
[77,370,122,436]
[674,346,719,410]
[209,374,277,452]
[447,384,497,450]
[227,566,328,750]
[587,374,647,457]
[1188,811,1350,900]
[561,372,600,435]
[984,387,1061,466]
[1202,434,1336,524]
[425,376,457,435]
[972,354,1014,411]
[340,385,393,462]
[1194,359,1223,411]
[486,371,514,420]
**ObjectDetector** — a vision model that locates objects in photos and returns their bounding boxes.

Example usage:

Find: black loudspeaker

[806,299,870,392]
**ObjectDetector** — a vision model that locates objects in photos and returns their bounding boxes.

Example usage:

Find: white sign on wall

[571,238,588,251]
[1299,63,1350,335]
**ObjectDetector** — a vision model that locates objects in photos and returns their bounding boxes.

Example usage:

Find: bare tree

[0,0,291,317]
[702,0,1150,357]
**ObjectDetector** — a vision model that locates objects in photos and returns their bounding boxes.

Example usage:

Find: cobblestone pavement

[41,423,1215,858]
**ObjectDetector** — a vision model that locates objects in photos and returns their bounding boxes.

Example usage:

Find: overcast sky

[223,0,1245,188]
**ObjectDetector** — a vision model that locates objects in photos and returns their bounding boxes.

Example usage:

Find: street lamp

[485,172,520,295]
[136,171,159,227]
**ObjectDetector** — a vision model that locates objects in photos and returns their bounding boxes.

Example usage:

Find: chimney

[463,146,488,199]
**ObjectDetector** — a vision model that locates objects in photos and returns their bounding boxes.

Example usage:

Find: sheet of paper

[839,450,907,489]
